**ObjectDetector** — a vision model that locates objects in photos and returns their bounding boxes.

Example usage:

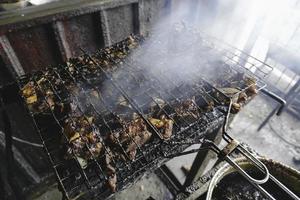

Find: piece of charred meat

[149,118,165,129]
[245,77,258,97]
[21,80,54,113]
[123,118,152,160]
[21,76,72,116]
[108,116,152,161]
[231,102,241,114]
[126,130,152,160]
[120,118,148,142]
[246,85,258,97]
[149,115,173,140]
[237,92,248,103]
[163,117,174,140]
[107,173,117,192]
[104,147,118,192]
[175,97,200,119]
[64,116,103,160]
[22,81,38,105]
[205,100,215,112]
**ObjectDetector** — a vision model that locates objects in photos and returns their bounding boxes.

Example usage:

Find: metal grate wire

[16,31,271,199]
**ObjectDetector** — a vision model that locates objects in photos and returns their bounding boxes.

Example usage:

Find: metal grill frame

[15,31,273,199]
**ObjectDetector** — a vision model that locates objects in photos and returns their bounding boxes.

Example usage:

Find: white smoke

[83,0,300,112]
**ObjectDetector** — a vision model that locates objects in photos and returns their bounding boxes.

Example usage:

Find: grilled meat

[237,92,248,103]
[163,118,173,140]
[245,77,258,97]
[150,115,174,140]
[120,118,148,143]
[126,130,152,160]
[21,77,72,115]
[109,117,152,161]
[105,147,116,175]
[205,100,215,112]
[246,85,258,96]
[105,147,117,192]
[231,102,241,114]
[149,118,165,129]
[107,173,117,192]
[175,97,199,118]
[64,116,103,160]
[22,81,38,105]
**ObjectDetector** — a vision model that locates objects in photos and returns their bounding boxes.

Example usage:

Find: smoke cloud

[80,0,300,114]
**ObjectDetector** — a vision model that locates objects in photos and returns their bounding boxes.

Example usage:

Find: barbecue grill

[0,25,291,199]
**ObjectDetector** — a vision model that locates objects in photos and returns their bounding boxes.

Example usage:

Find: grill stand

[258,80,300,131]
[155,122,224,196]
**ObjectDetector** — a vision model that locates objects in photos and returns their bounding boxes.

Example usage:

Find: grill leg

[156,123,224,195]
[183,125,223,189]
[155,165,183,197]
[257,106,278,131]
[258,79,300,131]
[156,124,224,196]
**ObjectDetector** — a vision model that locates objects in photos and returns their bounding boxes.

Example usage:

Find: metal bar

[260,88,286,115]
[155,165,183,196]
[0,35,25,77]
[183,124,223,188]
[198,30,274,77]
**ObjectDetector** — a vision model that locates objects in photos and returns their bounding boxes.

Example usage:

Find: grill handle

[219,140,270,185]
[163,139,270,185]
[260,88,286,115]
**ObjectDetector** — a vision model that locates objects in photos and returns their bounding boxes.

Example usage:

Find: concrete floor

[33,94,300,199]
[230,95,300,171]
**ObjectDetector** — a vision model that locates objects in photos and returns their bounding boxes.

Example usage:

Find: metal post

[183,124,223,188]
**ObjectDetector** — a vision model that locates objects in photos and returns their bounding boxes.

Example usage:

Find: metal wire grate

[16,31,271,199]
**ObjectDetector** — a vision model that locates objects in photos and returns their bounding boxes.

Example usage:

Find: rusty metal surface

[0,35,24,77]
[0,2,173,192]
[0,0,139,34]
[102,4,139,45]
[0,0,206,198]
[139,0,170,35]
[59,13,105,58]
[0,0,172,75]
[7,24,62,72]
